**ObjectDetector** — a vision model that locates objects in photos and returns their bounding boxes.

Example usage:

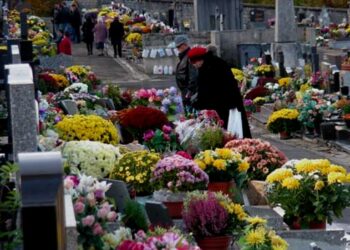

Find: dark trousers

[73,25,81,43]
[112,40,122,57]
[86,42,93,55]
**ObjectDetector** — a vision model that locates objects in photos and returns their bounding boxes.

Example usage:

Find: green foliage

[106,84,123,109]
[342,104,350,115]
[198,126,224,150]
[0,163,22,250]
[122,200,148,234]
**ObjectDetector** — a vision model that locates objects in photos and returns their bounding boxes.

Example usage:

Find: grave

[105,179,130,213]
[249,9,266,29]
[237,43,270,67]
[59,100,79,115]
[38,54,73,72]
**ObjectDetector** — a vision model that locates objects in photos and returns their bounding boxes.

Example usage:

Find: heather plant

[182,191,247,237]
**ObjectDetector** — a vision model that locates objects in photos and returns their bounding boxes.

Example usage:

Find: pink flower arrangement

[225,139,288,180]
[64,174,118,250]
[151,155,209,192]
[133,88,161,106]
[196,109,224,127]
[142,125,181,153]
[118,229,200,250]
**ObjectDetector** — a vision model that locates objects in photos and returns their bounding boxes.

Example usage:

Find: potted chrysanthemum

[194,148,249,195]
[151,154,208,218]
[182,191,247,250]
[266,159,350,229]
[266,108,300,139]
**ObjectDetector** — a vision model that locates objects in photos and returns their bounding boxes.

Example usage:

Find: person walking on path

[174,35,198,112]
[82,17,94,55]
[93,18,108,56]
[109,17,124,58]
[187,46,251,138]
[58,31,72,55]
[69,3,81,43]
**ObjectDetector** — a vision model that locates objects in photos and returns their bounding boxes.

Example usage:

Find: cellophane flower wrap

[238,217,288,250]
[142,125,181,153]
[55,114,119,145]
[183,191,247,237]
[110,150,161,194]
[266,159,350,225]
[225,139,287,180]
[118,228,200,250]
[64,174,118,250]
[194,148,249,187]
[62,141,122,179]
[266,108,300,133]
[151,154,209,192]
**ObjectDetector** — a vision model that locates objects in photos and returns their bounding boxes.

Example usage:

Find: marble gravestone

[4,63,37,162]
[271,0,301,68]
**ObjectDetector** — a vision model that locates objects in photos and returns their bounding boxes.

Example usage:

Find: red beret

[188,47,207,63]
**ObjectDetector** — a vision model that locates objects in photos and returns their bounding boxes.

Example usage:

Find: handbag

[227,108,243,138]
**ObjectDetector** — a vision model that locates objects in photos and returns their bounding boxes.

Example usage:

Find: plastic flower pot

[208,181,235,196]
[279,131,290,140]
[163,201,183,219]
[309,220,326,229]
[196,235,232,250]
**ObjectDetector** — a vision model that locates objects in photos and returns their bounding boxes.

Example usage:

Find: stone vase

[246,180,268,205]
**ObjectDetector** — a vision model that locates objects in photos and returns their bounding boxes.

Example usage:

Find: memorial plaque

[250,9,264,22]
[145,201,173,228]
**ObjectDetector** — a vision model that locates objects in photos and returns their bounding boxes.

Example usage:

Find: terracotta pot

[208,181,235,195]
[279,131,290,140]
[309,220,326,229]
[163,201,183,219]
[196,235,232,250]
[246,180,268,205]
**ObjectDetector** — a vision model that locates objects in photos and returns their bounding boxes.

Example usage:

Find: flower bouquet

[151,154,208,218]
[109,150,161,195]
[183,191,247,250]
[194,148,249,192]
[243,99,256,114]
[266,159,350,229]
[238,217,288,250]
[64,174,118,250]
[55,114,119,145]
[253,97,266,106]
[255,64,274,77]
[62,141,122,179]
[142,125,182,153]
[278,77,292,88]
[266,108,300,139]
[38,73,69,94]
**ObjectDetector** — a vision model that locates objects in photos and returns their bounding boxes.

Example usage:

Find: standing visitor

[174,35,198,112]
[82,16,94,55]
[58,31,72,55]
[187,46,251,138]
[58,1,70,33]
[109,17,124,58]
[52,4,61,39]
[55,29,64,53]
[69,3,81,43]
[93,18,108,56]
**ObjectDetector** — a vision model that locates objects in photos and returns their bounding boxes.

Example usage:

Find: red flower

[176,151,192,160]
[118,241,145,250]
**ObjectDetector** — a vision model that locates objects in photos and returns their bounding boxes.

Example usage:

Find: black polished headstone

[105,179,130,213]
[20,12,27,40]
[19,152,65,250]
[145,201,173,228]
[19,40,33,62]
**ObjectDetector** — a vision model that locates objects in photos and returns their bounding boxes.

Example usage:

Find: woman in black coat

[82,17,95,55]
[188,47,252,138]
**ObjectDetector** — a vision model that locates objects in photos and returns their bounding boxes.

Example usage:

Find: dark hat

[188,47,207,63]
[174,35,189,47]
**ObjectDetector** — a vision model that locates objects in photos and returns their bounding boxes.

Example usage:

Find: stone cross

[275,0,297,43]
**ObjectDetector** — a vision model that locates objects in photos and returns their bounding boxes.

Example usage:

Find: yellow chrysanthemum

[245,227,266,246]
[194,159,206,170]
[295,159,318,174]
[266,109,299,128]
[230,203,247,220]
[282,177,300,190]
[328,172,346,184]
[328,165,347,175]
[231,68,245,82]
[215,148,233,159]
[347,173,350,183]
[266,168,293,183]
[213,159,226,171]
[278,77,292,87]
[314,180,325,191]
[300,83,311,93]
[246,216,267,225]
[238,161,250,172]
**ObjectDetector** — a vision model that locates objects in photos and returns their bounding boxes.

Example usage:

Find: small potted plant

[182,191,247,250]
[238,217,288,250]
[266,159,350,229]
[151,154,208,218]
[225,138,288,205]
[266,108,300,139]
[252,97,266,112]
[243,99,256,117]
[194,148,249,194]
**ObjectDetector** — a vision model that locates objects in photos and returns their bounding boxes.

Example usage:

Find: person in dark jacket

[82,17,94,55]
[109,17,125,58]
[174,35,197,111]
[69,4,81,43]
[187,46,252,138]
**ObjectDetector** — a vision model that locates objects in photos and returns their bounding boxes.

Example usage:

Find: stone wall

[142,31,210,47]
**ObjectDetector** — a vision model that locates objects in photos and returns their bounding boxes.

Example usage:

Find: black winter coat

[193,53,252,138]
[82,20,94,43]
[109,20,124,44]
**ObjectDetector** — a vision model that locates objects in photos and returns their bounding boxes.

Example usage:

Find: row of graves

[0,6,350,250]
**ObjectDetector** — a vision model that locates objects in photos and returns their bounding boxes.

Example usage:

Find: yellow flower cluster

[266,168,293,183]
[245,226,266,246]
[55,115,119,145]
[253,97,266,106]
[195,148,249,173]
[255,64,274,74]
[278,77,292,87]
[267,108,299,127]
[281,177,300,190]
[246,216,267,225]
[66,65,90,78]
[231,68,245,82]
[110,150,160,192]
[50,74,69,88]
[299,83,311,93]
[219,200,247,221]
[125,33,142,44]
[269,230,289,250]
